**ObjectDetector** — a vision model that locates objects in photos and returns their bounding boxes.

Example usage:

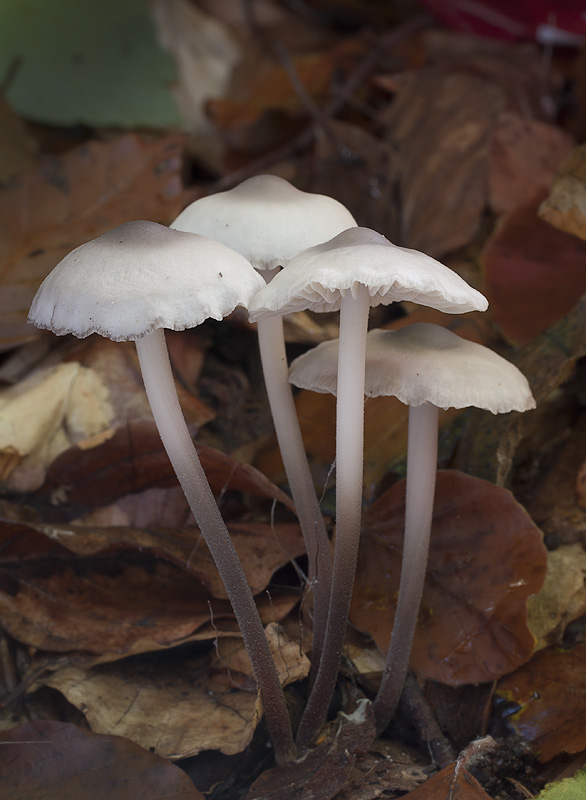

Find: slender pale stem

[296,287,370,748]
[257,315,332,684]
[373,402,439,733]
[135,328,296,765]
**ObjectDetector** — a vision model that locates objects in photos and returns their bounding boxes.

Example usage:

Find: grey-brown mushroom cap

[171,174,357,271]
[289,323,536,414]
[28,220,265,341]
[248,228,488,320]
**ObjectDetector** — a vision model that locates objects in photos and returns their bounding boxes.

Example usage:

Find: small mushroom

[250,228,488,746]
[28,220,296,764]
[289,323,536,733]
[172,175,357,678]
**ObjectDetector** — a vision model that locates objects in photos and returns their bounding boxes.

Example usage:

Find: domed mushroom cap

[249,228,488,319]
[171,174,357,270]
[28,220,264,341]
[289,323,535,414]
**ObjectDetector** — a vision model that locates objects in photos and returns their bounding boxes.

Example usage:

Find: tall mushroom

[289,323,536,733]
[28,220,297,764]
[249,228,489,747]
[171,174,357,678]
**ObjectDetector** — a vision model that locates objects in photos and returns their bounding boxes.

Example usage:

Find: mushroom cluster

[28,176,535,762]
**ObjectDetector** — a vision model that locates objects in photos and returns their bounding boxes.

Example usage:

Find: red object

[421,0,586,44]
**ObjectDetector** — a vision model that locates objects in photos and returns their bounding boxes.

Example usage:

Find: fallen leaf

[351,471,547,686]
[63,335,213,433]
[400,763,493,799]
[46,623,309,760]
[482,191,586,344]
[527,545,586,650]
[38,420,296,516]
[536,768,586,800]
[0,363,114,491]
[0,0,180,128]
[150,0,240,134]
[24,517,305,599]
[0,133,183,351]
[0,553,238,657]
[496,643,586,762]
[381,69,504,256]
[538,144,586,241]
[453,294,586,485]
[489,112,574,215]
[0,719,203,799]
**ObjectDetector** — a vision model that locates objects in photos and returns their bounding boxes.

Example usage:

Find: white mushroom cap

[289,323,535,414]
[248,228,488,320]
[28,220,265,341]
[171,174,357,270]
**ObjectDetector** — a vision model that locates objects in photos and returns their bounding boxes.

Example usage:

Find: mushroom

[28,220,296,764]
[171,175,357,679]
[289,323,536,733]
[249,228,489,747]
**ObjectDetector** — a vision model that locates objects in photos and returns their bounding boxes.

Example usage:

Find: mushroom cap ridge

[28,220,264,341]
[289,323,535,414]
[171,174,357,271]
[248,227,488,319]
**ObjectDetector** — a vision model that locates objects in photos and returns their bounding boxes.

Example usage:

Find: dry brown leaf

[523,410,586,544]
[27,517,305,599]
[483,191,586,344]
[46,623,308,760]
[400,763,493,800]
[0,363,114,491]
[527,544,586,650]
[38,420,296,515]
[0,512,300,660]
[351,471,547,686]
[539,144,586,240]
[381,69,504,256]
[489,112,575,215]
[0,133,183,351]
[0,720,203,799]
[150,0,240,134]
[496,643,586,762]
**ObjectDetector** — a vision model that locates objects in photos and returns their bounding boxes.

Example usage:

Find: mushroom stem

[373,401,439,733]
[296,287,370,748]
[135,328,296,765]
[257,314,332,684]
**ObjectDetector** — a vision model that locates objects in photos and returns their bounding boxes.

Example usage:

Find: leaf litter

[0,5,585,799]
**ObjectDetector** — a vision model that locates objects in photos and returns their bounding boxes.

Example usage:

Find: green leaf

[0,0,181,128]
[536,769,586,799]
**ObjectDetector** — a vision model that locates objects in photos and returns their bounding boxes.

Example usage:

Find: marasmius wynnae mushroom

[249,228,489,747]
[289,322,536,734]
[28,220,296,764]
[172,174,357,678]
